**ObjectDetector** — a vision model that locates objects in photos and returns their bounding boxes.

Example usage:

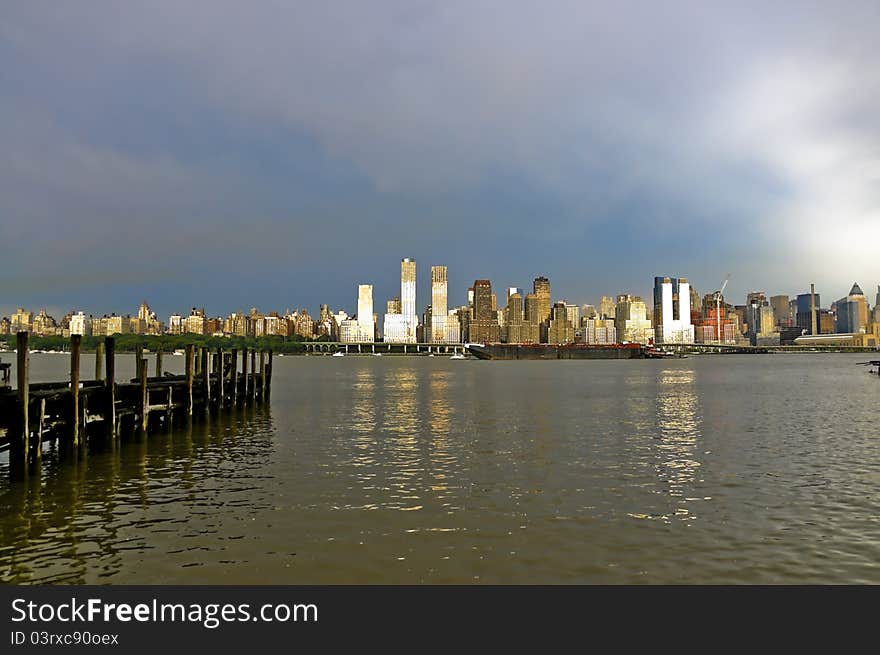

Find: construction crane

[713,274,730,343]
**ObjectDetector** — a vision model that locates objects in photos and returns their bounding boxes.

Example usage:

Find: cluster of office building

[5,265,880,348]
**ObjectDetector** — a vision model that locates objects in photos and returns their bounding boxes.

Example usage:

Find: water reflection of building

[653,369,703,519]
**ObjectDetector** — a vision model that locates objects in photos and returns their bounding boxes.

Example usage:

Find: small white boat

[332,351,345,357]
[372,353,383,357]
[173,349,184,356]
[450,353,466,360]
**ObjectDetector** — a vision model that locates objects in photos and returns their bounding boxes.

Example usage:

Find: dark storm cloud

[2,1,879,318]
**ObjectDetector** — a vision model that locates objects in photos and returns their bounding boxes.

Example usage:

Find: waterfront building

[770,295,791,328]
[32,309,59,336]
[548,302,575,344]
[796,290,823,334]
[357,284,374,342]
[835,283,869,334]
[470,279,500,343]
[521,293,541,343]
[689,284,702,322]
[653,276,694,344]
[339,318,360,343]
[11,308,33,333]
[599,296,616,319]
[564,303,580,328]
[581,304,597,320]
[430,265,457,344]
[615,295,653,343]
[69,312,91,336]
[579,318,617,344]
[316,305,339,341]
[533,277,551,342]
[505,292,524,344]
[383,259,418,343]
[104,314,129,335]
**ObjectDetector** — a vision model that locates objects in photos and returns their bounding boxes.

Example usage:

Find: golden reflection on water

[651,368,704,522]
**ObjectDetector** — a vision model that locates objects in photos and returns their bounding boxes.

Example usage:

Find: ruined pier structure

[0,332,273,473]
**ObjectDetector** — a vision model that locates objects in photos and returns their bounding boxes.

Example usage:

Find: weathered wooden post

[156,347,163,378]
[70,334,82,448]
[250,350,257,404]
[194,348,201,379]
[95,340,104,381]
[37,398,46,463]
[201,346,210,405]
[230,348,238,406]
[17,331,29,464]
[265,350,273,399]
[139,359,148,431]
[135,344,144,381]
[216,348,224,407]
[259,351,266,402]
[185,345,195,415]
[105,337,116,437]
[241,347,249,405]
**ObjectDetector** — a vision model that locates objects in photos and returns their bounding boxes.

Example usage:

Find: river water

[1,352,878,584]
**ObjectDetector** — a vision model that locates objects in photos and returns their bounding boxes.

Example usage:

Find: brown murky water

[1,353,878,583]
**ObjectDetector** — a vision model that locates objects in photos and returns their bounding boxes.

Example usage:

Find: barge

[466,343,644,360]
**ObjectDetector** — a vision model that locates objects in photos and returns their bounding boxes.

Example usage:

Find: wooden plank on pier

[156,347,163,378]
[201,347,210,405]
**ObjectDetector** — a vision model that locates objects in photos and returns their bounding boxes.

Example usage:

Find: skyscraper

[533,276,551,342]
[400,258,416,321]
[505,293,524,343]
[770,295,791,328]
[470,280,500,343]
[835,283,869,334]
[653,277,694,344]
[548,302,575,344]
[357,284,374,342]
[384,258,418,342]
[430,265,455,343]
[599,296,616,319]
[615,295,653,344]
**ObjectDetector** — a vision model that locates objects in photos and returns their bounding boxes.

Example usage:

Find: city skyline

[3,3,879,321]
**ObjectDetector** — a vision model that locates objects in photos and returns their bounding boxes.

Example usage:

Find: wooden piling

[241,348,249,405]
[216,348,224,406]
[259,351,266,402]
[135,345,144,381]
[156,348,163,378]
[139,359,148,431]
[201,346,210,405]
[230,349,238,406]
[37,398,45,462]
[17,331,29,463]
[266,350,273,398]
[95,341,104,381]
[105,337,116,438]
[185,345,195,415]
[250,350,257,404]
[70,334,82,448]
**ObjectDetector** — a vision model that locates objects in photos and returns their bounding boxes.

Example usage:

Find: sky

[2,1,879,321]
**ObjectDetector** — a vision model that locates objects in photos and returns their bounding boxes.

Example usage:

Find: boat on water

[450,353,466,360]
[466,343,643,360]
[860,360,880,375]
[644,347,687,359]
[372,352,383,357]
[332,351,345,357]
[173,349,185,356]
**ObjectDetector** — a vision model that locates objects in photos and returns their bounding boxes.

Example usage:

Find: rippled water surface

[2,353,879,584]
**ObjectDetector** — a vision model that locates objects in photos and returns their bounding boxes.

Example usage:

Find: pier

[0,332,272,479]
[302,342,466,355]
